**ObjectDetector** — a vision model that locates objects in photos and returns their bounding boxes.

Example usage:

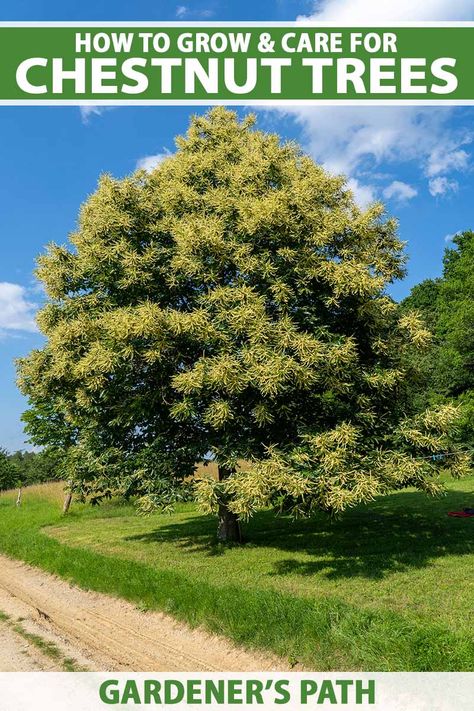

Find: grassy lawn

[0,477,473,671]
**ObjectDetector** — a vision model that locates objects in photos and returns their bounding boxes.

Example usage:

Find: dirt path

[0,554,289,672]
[0,622,57,671]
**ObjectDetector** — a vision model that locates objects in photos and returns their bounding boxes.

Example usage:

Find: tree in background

[401,231,474,446]
[0,448,18,492]
[8,449,61,486]
[0,447,60,491]
[18,109,470,541]
[437,232,474,404]
[398,278,442,414]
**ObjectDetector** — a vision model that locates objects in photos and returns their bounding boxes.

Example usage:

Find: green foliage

[0,448,60,490]
[9,449,61,486]
[197,405,469,518]
[401,231,474,446]
[401,278,441,324]
[0,448,19,491]
[21,397,76,450]
[17,108,469,521]
[437,231,474,399]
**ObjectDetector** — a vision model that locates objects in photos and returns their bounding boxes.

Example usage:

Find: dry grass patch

[0,481,65,506]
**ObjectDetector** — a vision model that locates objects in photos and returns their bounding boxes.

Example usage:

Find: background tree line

[401,230,474,448]
[0,448,59,492]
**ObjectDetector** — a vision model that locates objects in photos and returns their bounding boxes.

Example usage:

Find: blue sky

[1,0,474,451]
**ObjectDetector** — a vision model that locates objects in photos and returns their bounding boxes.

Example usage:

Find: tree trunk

[62,487,73,515]
[217,465,242,543]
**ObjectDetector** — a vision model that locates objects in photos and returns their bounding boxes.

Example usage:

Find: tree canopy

[17,108,470,539]
[401,230,474,446]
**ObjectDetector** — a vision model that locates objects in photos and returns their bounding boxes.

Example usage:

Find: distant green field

[0,476,473,671]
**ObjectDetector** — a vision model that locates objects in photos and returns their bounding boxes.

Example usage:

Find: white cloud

[283,0,474,206]
[275,105,471,204]
[136,152,170,172]
[383,180,418,202]
[80,105,104,123]
[347,177,377,208]
[0,283,37,335]
[79,105,118,124]
[175,5,214,18]
[429,176,459,196]
[425,146,471,177]
[300,0,474,22]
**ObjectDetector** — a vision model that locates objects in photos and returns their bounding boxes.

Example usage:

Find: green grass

[0,609,82,671]
[0,477,473,671]
[11,623,82,671]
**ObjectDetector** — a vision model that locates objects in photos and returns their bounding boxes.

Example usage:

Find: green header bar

[1,23,474,103]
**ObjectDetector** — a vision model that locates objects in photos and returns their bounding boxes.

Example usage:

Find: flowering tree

[18,109,469,541]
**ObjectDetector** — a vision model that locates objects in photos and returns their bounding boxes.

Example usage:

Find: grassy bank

[0,477,473,671]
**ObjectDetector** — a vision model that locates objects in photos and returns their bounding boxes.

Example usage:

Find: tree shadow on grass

[124,487,474,580]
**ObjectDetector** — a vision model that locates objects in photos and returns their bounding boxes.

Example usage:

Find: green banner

[1,23,474,103]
